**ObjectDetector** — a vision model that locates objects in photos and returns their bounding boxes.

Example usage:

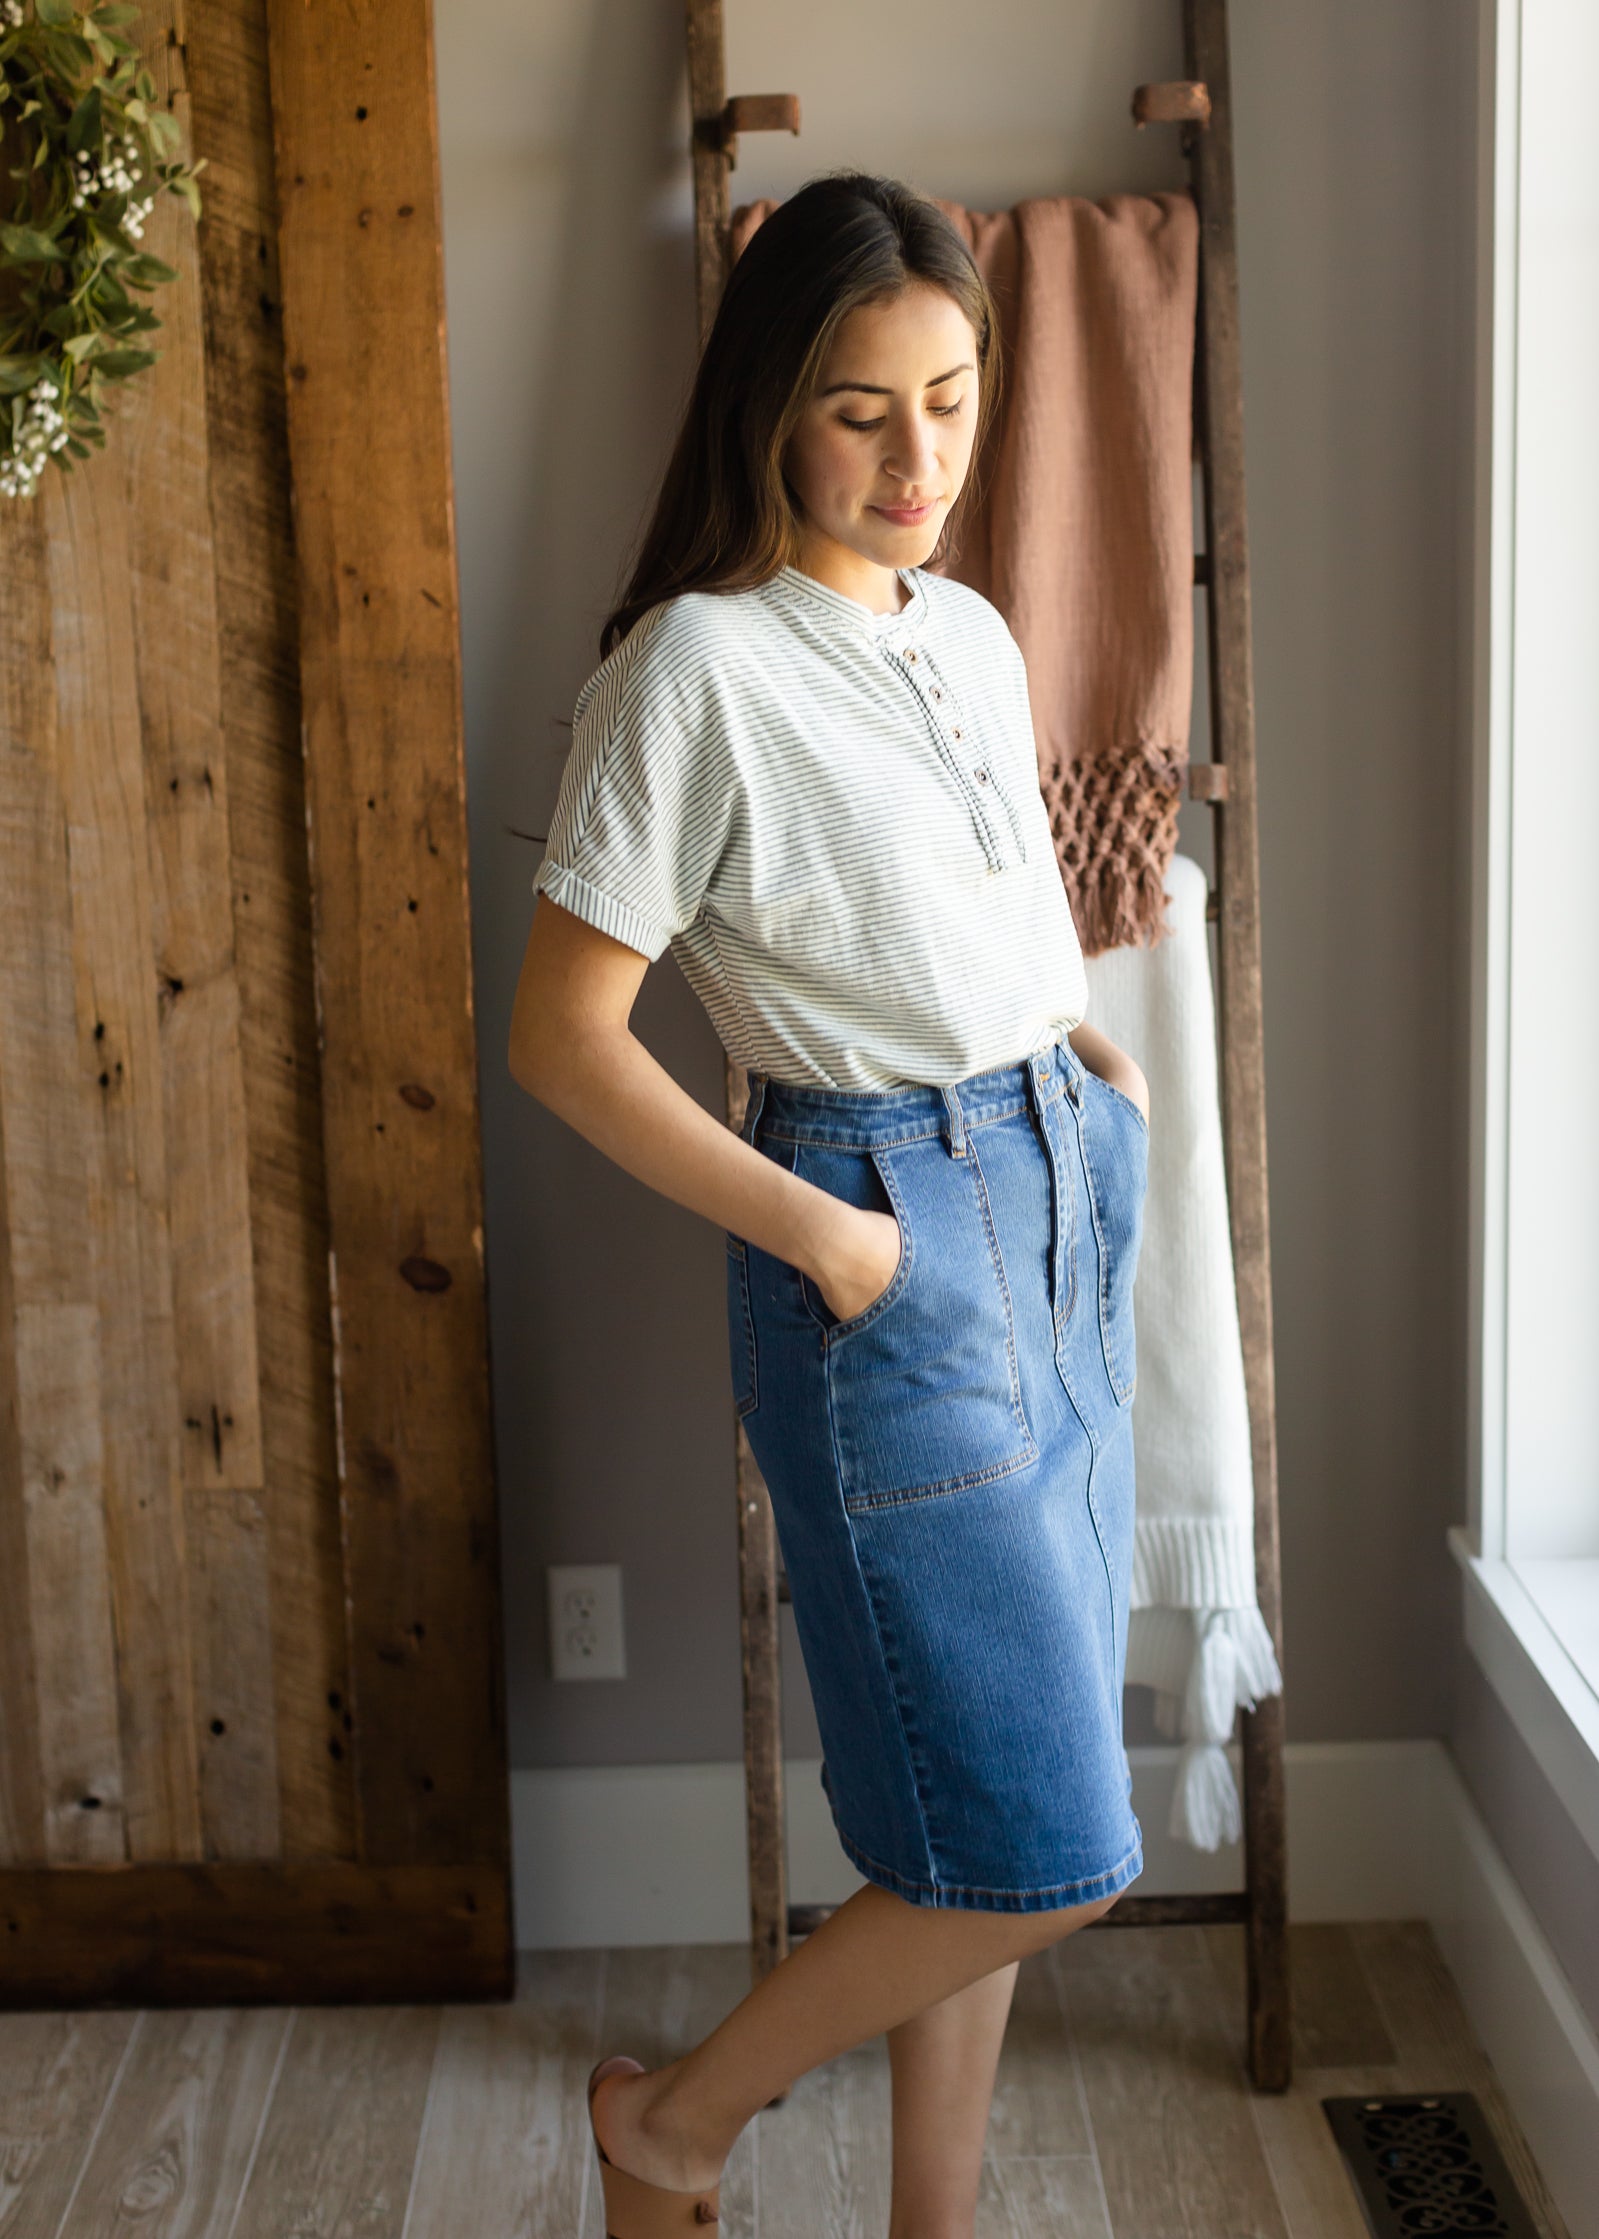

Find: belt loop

[740,1069,769,1145]
[941,1082,968,1159]
[1024,1046,1053,1125]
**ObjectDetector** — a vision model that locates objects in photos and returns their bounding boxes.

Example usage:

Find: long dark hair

[599,170,1002,658]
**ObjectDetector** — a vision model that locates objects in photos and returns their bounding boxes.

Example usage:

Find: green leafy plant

[0,0,203,499]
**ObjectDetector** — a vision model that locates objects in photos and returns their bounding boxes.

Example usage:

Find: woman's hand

[1067,1024,1151,1128]
[810,1203,903,1326]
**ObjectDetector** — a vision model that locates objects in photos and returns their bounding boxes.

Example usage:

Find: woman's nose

[883,417,940,478]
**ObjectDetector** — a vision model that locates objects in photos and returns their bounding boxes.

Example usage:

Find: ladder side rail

[684,0,791,1987]
[1184,0,1292,2092]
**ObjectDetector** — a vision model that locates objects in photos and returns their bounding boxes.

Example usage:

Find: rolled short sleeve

[534,604,734,962]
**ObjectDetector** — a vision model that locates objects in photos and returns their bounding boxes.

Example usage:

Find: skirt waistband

[741,1037,1086,1158]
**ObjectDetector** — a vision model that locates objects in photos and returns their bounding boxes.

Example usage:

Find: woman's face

[783,280,981,593]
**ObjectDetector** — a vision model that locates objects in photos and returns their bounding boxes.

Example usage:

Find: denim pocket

[1096,1073,1150,1137]
[1077,1071,1149,1406]
[725,1233,758,1417]
[796,1144,911,1340]
[800,1135,1038,1511]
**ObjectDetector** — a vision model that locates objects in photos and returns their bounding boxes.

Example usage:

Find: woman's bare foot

[590,2057,730,2195]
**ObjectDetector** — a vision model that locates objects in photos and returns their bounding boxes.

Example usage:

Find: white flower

[5,380,74,496]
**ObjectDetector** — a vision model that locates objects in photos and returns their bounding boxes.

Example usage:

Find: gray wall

[433,1,1501,1793]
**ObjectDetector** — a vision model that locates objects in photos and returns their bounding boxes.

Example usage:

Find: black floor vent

[1321,2093,1544,2238]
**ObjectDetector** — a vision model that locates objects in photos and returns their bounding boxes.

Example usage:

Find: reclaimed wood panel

[183,0,355,1862]
[0,1861,510,2010]
[46,441,201,1864]
[0,0,509,1997]
[11,1304,123,1865]
[263,0,508,1867]
[122,13,265,1512]
[0,504,122,1869]
[124,0,280,1867]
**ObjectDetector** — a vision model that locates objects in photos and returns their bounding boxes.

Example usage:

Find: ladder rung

[696,92,801,157]
[1131,80,1212,128]
[1088,1890,1249,1926]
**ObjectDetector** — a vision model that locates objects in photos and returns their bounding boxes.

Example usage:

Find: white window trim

[1457,0,1599,1850]
[1451,1533,1599,1867]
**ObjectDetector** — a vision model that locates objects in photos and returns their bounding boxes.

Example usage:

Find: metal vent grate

[1321,2093,1544,2238]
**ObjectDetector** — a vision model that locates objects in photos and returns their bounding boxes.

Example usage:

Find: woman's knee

[1029,1889,1119,1947]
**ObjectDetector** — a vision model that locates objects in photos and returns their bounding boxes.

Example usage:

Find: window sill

[1449,1528,1599,1870]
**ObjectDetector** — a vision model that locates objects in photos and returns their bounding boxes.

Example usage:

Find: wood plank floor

[0,1922,1572,2238]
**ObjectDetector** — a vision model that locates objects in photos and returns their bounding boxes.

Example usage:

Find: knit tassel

[1163,1609,1284,1851]
[1172,1737,1242,1850]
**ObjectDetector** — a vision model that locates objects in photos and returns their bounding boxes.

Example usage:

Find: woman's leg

[885,1960,1020,2239]
[589,1879,1115,2193]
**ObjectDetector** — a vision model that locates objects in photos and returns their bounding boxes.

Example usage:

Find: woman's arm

[1067,1021,1151,1126]
[508,894,901,1322]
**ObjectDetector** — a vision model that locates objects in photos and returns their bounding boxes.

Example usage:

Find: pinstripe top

[533,561,1089,1091]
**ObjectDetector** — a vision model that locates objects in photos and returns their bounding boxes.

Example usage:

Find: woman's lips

[871,499,938,525]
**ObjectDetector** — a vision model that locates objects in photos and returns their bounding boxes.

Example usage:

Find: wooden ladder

[685,0,1290,2095]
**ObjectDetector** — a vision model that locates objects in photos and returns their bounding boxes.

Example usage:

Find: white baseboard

[511,1738,1599,2239]
[511,1738,1443,1950]
[1424,1745,1599,2239]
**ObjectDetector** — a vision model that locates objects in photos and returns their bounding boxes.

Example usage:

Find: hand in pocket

[813,1205,903,1327]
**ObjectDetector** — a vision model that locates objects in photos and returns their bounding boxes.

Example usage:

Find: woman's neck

[790,534,912,616]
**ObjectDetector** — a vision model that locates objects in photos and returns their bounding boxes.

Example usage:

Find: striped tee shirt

[534,560,1090,1092]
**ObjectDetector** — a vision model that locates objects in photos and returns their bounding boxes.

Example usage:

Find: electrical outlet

[547,1563,626,1681]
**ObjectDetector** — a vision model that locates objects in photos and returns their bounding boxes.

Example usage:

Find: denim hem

[828,1813,1145,1914]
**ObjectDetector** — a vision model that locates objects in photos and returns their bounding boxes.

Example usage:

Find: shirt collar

[765,563,930,643]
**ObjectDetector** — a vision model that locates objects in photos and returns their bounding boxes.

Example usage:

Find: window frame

[1455,0,1599,1859]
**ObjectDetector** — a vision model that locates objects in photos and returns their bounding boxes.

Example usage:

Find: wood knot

[399,1255,451,1292]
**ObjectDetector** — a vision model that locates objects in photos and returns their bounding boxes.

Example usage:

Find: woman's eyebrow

[818,361,974,397]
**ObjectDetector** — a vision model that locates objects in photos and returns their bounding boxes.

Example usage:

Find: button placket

[888,640,1016,869]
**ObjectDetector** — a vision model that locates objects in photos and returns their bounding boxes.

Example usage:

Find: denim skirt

[724,1035,1150,1913]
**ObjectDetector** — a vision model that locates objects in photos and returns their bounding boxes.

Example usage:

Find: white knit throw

[1080,850,1283,1849]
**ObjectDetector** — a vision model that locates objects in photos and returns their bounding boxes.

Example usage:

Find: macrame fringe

[1039,742,1186,958]
[1146,1608,1284,1852]
[1072,852,1179,958]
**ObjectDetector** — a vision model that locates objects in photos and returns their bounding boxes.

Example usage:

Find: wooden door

[0,0,511,2007]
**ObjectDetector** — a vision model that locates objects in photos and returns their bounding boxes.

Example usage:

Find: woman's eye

[839,401,964,432]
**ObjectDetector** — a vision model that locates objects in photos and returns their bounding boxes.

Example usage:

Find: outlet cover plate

[547,1563,626,1681]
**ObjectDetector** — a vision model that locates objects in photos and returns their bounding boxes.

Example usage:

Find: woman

[510,169,1151,2239]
